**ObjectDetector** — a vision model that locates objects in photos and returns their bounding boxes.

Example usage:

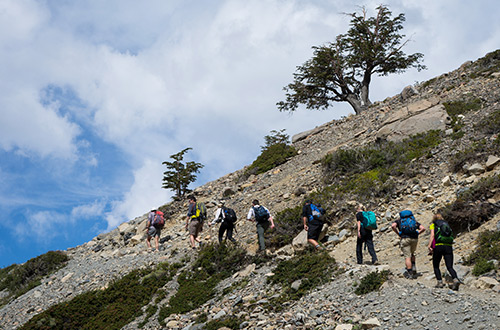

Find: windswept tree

[162,148,204,200]
[278,5,426,115]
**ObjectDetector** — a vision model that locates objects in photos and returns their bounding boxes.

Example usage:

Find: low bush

[267,205,304,249]
[441,175,500,232]
[0,251,69,307]
[354,270,389,295]
[477,109,500,135]
[465,230,500,267]
[158,243,248,322]
[21,262,180,330]
[268,251,336,307]
[472,259,496,276]
[245,143,297,176]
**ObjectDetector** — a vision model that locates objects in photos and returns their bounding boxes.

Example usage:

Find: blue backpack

[253,205,270,223]
[362,211,377,230]
[309,203,325,221]
[399,210,418,236]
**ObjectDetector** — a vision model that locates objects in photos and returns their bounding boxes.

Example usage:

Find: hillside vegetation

[1,50,500,330]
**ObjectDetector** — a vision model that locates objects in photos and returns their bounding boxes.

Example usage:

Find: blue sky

[1,0,499,267]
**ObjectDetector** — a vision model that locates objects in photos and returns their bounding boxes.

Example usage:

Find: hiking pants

[356,227,377,264]
[218,222,235,243]
[256,221,269,251]
[432,245,458,281]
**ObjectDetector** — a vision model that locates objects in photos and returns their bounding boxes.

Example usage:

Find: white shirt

[210,207,225,225]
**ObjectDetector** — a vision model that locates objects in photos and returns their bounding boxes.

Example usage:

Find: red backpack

[152,210,165,229]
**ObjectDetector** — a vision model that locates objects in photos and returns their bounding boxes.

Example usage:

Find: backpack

[399,210,418,236]
[196,202,207,221]
[253,205,270,223]
[309,203,326,222]
[152,210,165,229]
[435,220,454,244]
[361,211,377,230]
[222,207,237,224]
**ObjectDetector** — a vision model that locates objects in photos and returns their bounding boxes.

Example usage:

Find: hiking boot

[372,260,379,266]
[435,280,445,288]
[450,278,460,291]
[403,270,413,279]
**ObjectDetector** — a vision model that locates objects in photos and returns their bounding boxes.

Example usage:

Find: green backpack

[435,220,454,244]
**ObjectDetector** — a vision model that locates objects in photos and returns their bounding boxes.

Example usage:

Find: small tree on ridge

[162,148,204,200]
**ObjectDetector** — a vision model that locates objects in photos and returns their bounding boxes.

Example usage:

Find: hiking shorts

[148,226,161,237]
[400,237,418,258]
[307,219,324,241]
[188,219,203,237]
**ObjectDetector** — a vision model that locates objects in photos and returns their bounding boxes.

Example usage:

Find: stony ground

[1,53,500,330]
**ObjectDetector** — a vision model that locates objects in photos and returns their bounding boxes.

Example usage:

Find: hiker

[302,200,326,250]
[391,210,425,278]
[186,195,203,249]
[427,213,460,290]
[246,199,275,252]
[355,204,378,265]
[145,209,161,252]
[209,201,237,243]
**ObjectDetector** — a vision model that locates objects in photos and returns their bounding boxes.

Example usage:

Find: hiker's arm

[418,224,425,234]
[303,216,308,231]
[391,222,399,236]
[269,216,275,229]
[428,228,435,251]
[357,220,361,238]
[246,208,254,221]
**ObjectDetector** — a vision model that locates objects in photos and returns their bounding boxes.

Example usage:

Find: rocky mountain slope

[1,50,500,330]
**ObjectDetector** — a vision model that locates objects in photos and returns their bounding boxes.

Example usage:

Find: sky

[0,0,499,267]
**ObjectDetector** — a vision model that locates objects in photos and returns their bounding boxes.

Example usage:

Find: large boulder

[377,104,448,142]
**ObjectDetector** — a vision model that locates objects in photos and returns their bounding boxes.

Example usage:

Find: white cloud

[71,201,106,219]
[105,159,171,229]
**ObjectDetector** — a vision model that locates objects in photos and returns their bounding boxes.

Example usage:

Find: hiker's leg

[154,235,160,251]
[365,231,377,263]
[146,236,152,249]
[218,224,225,243]
[401,238,413,271]
[194,221,202,243]
[226,225,235,242]
[443,245,458,279]
[432,246,444,281]
[307,220,322,249]
[256,223,267,251]
[189,234,196,248]
[356,236,363,264]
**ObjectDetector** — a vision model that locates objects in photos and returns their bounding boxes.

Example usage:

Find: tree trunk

[360,70,372,106]
[346,94,365,115]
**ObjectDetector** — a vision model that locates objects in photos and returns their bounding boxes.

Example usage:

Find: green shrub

[245,143,297,176]
[465,230,500,266]
[204,316,244,330]
[159,243,248,322]
[0,251,69,307]
[443,99,482,134]
[21,262,180,330]
[470,49,500,78]
[441,175,500,232]
[268,251,336,307]
[448,139,500,173]
[472,259,496,276]
[477,109,500,135]
[267,205,304,249]
[354,270,389,295]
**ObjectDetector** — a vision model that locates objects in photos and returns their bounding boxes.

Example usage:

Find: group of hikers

[145,196,460,290]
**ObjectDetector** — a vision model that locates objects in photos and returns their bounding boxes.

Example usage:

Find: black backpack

[253,205,270,223]
[222,207,237,224]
